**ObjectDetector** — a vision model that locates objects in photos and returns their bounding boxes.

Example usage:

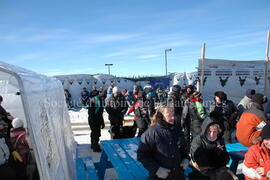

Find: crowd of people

[0,96,33,180]
[76,83,270,180]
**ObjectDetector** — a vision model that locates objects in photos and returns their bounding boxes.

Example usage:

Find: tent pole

[200,43,206,94]
[264,31,270,96]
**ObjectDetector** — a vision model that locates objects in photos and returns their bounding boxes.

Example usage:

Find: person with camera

[0,119,23,179]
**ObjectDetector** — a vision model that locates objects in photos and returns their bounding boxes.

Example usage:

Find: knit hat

[112,87,118,93]
[214,91,227,101]
[246,89,256,98]
[261,123,270,140]
[12,118,24,128]
[251,93,267,105]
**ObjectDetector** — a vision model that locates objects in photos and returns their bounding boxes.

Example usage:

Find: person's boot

[93,144,102,152]
[90,139,94,149]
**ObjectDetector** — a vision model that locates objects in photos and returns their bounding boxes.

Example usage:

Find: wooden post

[200,43,206,94]
[264,31,270,96]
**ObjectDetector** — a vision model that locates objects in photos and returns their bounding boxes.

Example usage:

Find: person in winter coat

[189,115,231,180]
[237,89,256,117]
[209,91,238,143]
[88,92,105,152]
[156,88,164,103]
[145,92,156,118]
[64,89,72,108]
[181,91,207,149]
[182,85,195,102]
[0,95,15,138]
[89,86,99,98]
[106,84,114,100]
[137,105,190,180]
[81,87,90,106]
[167,85,182,129]
[236,93,268,147]
[0,118,23,180]
[105,87,128,139]
[10,118,30,180]
[243,123,270,180]
[134,91,151,137]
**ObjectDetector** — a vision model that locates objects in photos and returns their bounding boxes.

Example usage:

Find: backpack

[11,131,30,164]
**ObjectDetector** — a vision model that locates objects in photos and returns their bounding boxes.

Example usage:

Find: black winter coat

[137,119,189,180]
[134,100,151,128]
[105,94,128,125]
[209,100,237,127]
[190,117,230,170]
[145,98,156,118]
[181,100,204,136]
[88,96,104,122]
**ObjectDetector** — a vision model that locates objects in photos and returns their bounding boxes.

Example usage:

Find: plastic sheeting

[0,62,75,180]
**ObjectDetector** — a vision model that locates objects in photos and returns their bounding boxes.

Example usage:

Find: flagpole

[264,31,270,96]
[200,43,206,94]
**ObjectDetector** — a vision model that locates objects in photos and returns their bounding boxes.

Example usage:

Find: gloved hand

[101,121,105,129]
[12,151,23,162]
[180,158,190,169]
[156,167,171,179]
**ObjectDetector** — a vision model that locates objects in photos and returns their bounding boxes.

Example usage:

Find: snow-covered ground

[70,108,119,180]
[70,108,244,179]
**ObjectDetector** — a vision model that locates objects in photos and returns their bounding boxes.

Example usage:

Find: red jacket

[243,142,270,180]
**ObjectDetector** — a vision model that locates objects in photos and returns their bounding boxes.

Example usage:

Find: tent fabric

[197,58,267,103]
[0,61,75,180]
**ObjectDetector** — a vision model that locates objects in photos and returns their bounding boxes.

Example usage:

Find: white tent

[0,62,75,180]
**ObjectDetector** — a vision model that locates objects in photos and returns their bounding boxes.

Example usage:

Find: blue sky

[0,0,269,77]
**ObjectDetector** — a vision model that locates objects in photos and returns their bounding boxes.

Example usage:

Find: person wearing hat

[237,89,256,117]
[134,90,151,137]
[0,117,23,180]
[88,92,105,152]
[105,86,128,139]
[236,93,268,147]
[181,91,207,150]
[242,123,270,180]
[189,115,231,180]
[209,91,238,143]
[10,118,30,179]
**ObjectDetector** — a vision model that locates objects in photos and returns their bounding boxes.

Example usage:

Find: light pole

[165,48,172,76]
[105,64,113,75]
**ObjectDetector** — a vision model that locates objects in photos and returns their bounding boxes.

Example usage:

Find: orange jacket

[236,112,264,147]
[243,142,270,180]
